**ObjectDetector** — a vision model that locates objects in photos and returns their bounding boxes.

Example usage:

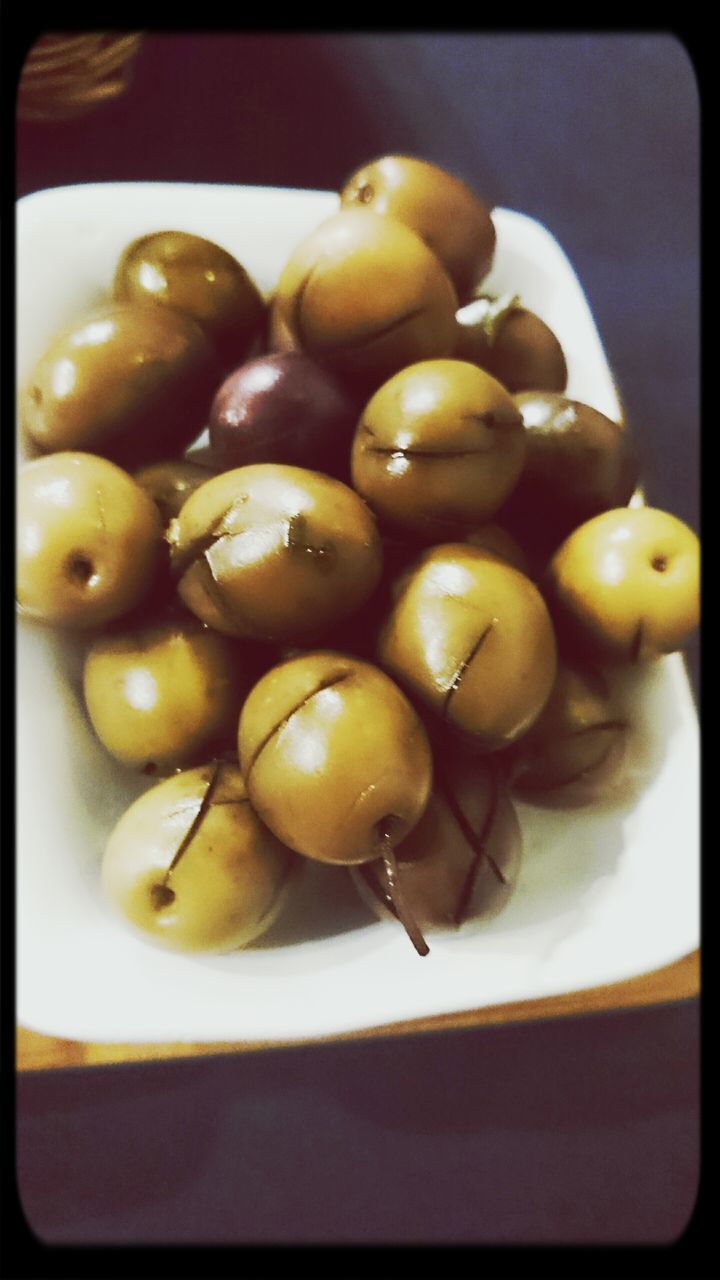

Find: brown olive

[378,543,558,751]
[20,301,222,468]
[498,392,641,558]
[351,359,526,538]
[113,230,266,368]
[133,459,218,526]
[463,523,531,576]
[101,761,298,953]
[544,507,701,664]
[83,618,253,773]
[238,651,433,866]
[269,208,458,394]
[353,754,522,935]
[507,661,628,805]
[340,154,496,301]
[17,451,164,629]
[455,294,568,393]
[168,463,383,642]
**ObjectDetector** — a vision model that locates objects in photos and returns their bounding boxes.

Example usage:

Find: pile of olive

[16,154,701,960]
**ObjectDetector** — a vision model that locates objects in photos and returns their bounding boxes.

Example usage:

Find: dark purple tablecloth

[14,32,700,1257]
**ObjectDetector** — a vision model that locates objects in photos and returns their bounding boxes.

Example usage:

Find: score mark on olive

[441,621,495,719]
[244,668,352,778]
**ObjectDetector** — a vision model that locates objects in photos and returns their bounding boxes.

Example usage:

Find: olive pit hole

[356,182,374,204]
[67,552,96,587]
[651,554,669,573]
[150,883,176,911]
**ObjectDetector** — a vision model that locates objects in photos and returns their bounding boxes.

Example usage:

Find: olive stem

[377,830,430,957]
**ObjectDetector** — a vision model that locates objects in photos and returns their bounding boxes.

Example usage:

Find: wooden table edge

[16,947,700,1072]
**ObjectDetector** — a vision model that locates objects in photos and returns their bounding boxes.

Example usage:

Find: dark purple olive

[208,352,361,482]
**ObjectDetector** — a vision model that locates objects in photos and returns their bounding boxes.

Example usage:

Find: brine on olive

[506,660,628,805]
[238,651,433,867]
[352,752,522,936]
[20,301,223,468]
[101,761,298,953]
[83,618,254,773]
[455,294,568,394]
[378,543,558,751]
[17,451,164,629]
[340,154,496,302]
[168,463,383,643]
[544,506,701,664]
[113,230,266,368]
[350,359,526,538]
[269,208,458,393]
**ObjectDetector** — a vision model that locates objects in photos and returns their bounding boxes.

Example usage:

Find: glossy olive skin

[498,392,641,557]
[83,618,251,772]
[378,543,558,751]
[353,754,522,934]
[17,452,163,629]
[455,295,568,393]
[20,301,223,469]
[133,459,218,526]
[208,352,360,481]
[269,209,458,394]
[168,463,383,643]
[544,507,701,664]
[506,661,628,805]
[351,359,526,538]
[102,761,297,954]
[340,154,496,301]
[113,230,266,368]
[238,651,433,865]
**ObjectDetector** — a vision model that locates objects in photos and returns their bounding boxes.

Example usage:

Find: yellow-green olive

[351,359,525,538]
[544,507,701,663]
[17,451,163,629]
[455,294,568,393]
[101,761,297,953]
[113,230,266,368]
[238,651,433,866]
[20,301,222,468]
[83,618,252,772]
[269,208,458,394]
[352,753,522,935]
[340,154,496,301]
[507,661,628,804]
[378,543,558,751]
[168,463,383,642]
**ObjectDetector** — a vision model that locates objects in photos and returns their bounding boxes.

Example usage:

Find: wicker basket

[17,32,144,122]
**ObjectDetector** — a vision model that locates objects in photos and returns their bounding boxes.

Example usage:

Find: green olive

[507,661,628,804]
[17,451,163,629]
[83,618,252,772]
[269,208,458,394]
[113,230,266,368]
[353,754,522,935]
[351,359,525,538]
[20,301,223,468]
[544,507,701,663]
[238,651,433,866]
[133,459,218,526]
[340,154,496,301]
[101,761,298,953]
[167,463,383,642]
[378,543,558,751]
[455,295,568,393]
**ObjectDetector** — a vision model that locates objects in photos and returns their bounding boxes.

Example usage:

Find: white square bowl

[16,182,700,1044]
